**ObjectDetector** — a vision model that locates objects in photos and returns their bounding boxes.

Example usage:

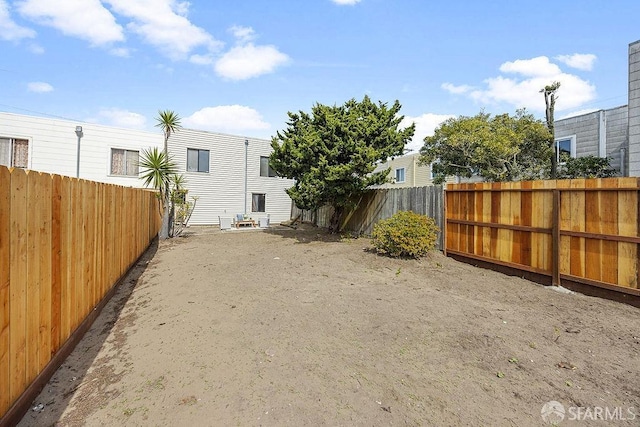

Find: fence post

[552,189,561,286]
[443,186,448,256]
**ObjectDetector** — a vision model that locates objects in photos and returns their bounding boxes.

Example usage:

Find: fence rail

[445,178,640,295]
[292,186,445,249]
[0,167,161,420]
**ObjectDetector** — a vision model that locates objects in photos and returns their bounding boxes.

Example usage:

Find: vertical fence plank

[569,179,586,277]
[600,179,619,284]
[25,171,42,383]
[50,175,62,355]
[584,178,602,281]
[37,173,52,372]
[0,167,10,415]
[520,180,533,268]
[557,180,571,276]
[9,168,28,406]
[617,179,639,288]
[59,177,71,342]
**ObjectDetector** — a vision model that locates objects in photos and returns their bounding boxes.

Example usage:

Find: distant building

[0,112,294,225]
[554,40,640,176]
[373,153,435,188]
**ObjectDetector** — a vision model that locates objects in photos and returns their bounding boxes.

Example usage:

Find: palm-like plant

[155,110,182,154]
[139,147,178,238]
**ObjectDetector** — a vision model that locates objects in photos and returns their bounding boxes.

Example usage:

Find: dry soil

[18,225,640,426]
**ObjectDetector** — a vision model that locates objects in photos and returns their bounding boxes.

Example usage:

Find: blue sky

[2,0,639,152]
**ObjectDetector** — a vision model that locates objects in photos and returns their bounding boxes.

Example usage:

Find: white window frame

[555,135,576,164]
[0,137,30,169]
[187,148,210,173]
[395,167,405,183]
[110,148,139,177]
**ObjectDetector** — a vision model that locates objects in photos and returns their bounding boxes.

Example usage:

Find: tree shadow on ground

[265,223,346,244]
[17,239,159,427]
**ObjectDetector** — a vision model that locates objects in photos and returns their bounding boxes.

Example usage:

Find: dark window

[187,148,209,173]
[395,167,405,183]
[252,193,266,212]
[260,156,277,177]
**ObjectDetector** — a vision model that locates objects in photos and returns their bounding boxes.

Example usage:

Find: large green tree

[419,110,551,184]
[270,96,415,232]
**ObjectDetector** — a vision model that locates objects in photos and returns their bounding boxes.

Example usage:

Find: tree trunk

[159,204,170,239]
[329,205,344,233]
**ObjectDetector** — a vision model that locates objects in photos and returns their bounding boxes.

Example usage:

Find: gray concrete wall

[629,40,640,176]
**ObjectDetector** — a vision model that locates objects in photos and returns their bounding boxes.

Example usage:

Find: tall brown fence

[292,186,445,249]
[445,178,640,296]
[0,167,161,420]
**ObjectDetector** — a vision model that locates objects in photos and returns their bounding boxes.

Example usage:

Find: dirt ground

[18,225,639,426]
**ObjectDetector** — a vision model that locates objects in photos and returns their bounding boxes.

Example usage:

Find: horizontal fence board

[446,178,640,294]
[0,166,161,420]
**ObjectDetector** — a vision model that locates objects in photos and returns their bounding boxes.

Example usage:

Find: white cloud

[95,108,147,129]
[183,105,270,133]
[441,82,473,95]
[555,53,597,71]
[400,113,454,154]
[109,47,130,57]
[17,0,124,45]
[215,43,289,80]
[189,53,214,65]
[499,56,561,77]
[105,0,221,60]
[0,0,36,40]
[27,81,53,92]
[229,25,255,43]
[444,56,596,113]
[331,0,362,5]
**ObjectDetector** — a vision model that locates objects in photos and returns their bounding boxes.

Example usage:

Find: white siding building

[167,128,294,225]
[0,112,294,225]
[0,112,163,187]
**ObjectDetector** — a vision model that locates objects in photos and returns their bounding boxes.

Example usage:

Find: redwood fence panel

[292,186,445,249]
[0,167,162,421]
[445,178,640,296]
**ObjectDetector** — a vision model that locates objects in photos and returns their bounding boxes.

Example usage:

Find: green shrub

[371,211,439,258]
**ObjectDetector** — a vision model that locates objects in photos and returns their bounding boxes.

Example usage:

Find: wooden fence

[292,186,445,249]
[0,167,161,420]
[445,178,640,296]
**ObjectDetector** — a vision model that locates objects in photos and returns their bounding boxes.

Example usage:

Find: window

[0,137,28,168]
[110,148,139,176]
[260,156,277,177]
[187,148,209,173]
[555,136,576,164]
[395,167,405,183]
[252,193,266,212]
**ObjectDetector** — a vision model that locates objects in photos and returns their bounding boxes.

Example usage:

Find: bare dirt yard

[19,225,639,426]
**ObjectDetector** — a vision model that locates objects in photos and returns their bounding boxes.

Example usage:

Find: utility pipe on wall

[75,126,83,178]
[244,139,249,214]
